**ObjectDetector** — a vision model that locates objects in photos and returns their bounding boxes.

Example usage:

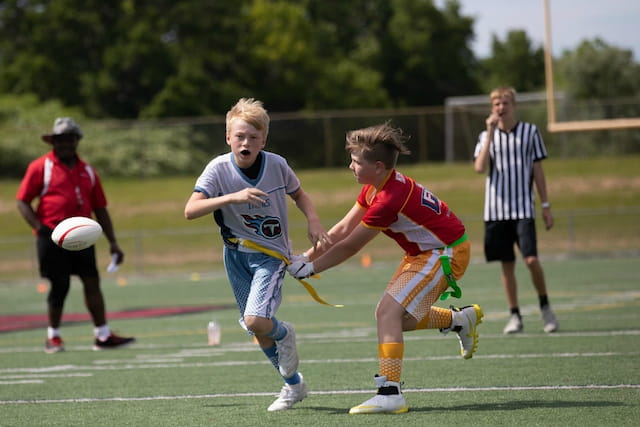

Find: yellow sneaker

[447,304,483,359]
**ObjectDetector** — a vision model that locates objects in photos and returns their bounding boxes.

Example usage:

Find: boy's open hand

[309,226,331,250]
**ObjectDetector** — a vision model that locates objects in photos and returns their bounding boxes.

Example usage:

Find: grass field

[1,256,638,426]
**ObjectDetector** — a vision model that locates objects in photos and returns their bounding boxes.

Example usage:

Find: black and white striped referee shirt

[474,121,547,221]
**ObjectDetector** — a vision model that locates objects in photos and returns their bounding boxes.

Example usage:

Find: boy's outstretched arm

[290,187,330,249]
[304,203,363,260]
[314,224,378,274]
[289,222,378,279]
[289,202,377,279]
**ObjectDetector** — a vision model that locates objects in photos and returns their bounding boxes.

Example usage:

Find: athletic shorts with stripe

[223,245,287,333]
[385,240,471,323]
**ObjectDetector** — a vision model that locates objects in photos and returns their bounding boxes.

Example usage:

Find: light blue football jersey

[193,151,300,258]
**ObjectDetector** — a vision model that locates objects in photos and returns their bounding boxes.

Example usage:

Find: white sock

[95,325,111,341]
[47,327,61,339]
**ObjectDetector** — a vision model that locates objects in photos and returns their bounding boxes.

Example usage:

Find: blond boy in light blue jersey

[185,98,329,411]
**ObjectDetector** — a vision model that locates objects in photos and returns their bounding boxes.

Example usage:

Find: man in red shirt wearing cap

[16,117,135,353]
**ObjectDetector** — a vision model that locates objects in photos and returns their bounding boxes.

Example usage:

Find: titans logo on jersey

[242,214,282,239]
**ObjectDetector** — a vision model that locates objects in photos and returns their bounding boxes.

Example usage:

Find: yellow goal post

[543,0,640,133]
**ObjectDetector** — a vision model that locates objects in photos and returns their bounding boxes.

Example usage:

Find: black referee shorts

[36,226,99,280]
[484,219,538,262]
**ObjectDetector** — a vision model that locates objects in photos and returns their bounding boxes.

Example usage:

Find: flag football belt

[227,238,344,308]
[438,233,467,301]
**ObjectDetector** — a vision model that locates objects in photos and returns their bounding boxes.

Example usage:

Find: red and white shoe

[45,336,64,354]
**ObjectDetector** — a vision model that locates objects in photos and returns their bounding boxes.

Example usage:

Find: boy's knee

[375,295,401,322]
[244,316,271,336]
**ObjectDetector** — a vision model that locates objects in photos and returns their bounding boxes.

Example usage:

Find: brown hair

[345,122,411,169]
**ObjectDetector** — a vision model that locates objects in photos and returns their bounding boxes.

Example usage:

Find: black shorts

[37,226,99,280]
[484,219,538,262]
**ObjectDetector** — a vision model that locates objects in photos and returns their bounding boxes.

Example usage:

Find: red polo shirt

[16,151,108,230]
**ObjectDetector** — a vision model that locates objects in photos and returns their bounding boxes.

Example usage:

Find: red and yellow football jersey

[357,170,465,255]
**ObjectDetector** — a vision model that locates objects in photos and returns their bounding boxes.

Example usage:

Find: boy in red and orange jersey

[288,122,483,414]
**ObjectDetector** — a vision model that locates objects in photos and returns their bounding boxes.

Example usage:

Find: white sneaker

[276,321,299,378]
[443,304,483,359]
[541,306,559,333]
[267,373,308,411]
[349,375,408,414]
[503,313,523,334]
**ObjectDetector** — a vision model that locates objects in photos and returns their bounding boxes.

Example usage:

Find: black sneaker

[93,333,135,351]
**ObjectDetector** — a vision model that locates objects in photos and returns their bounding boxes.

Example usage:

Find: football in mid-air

[51,216,102,251]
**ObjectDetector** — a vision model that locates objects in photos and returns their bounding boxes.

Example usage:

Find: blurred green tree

[558,38,640,99]
[0,0,481,117]
[0,0,121,107]
[479,30,545,93]
[383,0,479,105]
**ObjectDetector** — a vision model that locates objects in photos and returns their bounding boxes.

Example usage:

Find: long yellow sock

[378,342,403,383]
[415,306,452,330]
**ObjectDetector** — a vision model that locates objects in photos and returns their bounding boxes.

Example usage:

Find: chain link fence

[4,94,639,179]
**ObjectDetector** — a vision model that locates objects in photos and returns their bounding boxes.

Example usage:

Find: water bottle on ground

[207,321,221,346]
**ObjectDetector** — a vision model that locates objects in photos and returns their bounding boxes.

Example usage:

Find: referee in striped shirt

[473,87,559,334]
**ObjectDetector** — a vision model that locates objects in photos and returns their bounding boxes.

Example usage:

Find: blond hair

[226,98,270,138]
[345,122,411,169]
[490,87,516,104]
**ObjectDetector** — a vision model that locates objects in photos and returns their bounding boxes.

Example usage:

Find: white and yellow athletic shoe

[349,375,408,414]
[442,304,483,359]
[267,373,308,411]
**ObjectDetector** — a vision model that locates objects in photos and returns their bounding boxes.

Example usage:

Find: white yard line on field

[1,384,639,405]
[2,328,639,355]
[1,350,638,376]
